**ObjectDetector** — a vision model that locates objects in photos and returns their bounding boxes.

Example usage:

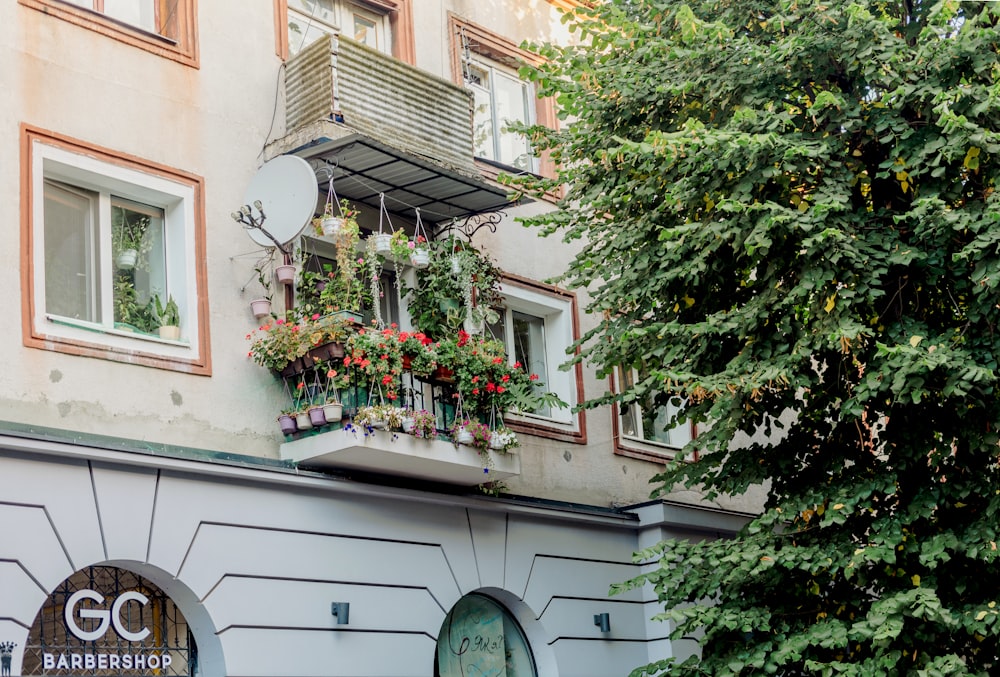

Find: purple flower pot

[278,414,297,436]
[308,407,328,427]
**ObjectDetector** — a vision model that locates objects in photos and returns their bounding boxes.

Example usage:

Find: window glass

[619,367,693,448]
[27,129,206,370]
[435,594,536,677]
[511,311,550,417]
[44,182,99,322]
[62,0,158,35]
[287,0,390,56]
[465,58,536,171]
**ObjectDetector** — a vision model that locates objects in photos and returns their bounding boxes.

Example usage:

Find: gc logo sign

[64,590,151,642]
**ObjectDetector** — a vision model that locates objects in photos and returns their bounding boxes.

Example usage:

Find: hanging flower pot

[321,216,344,237]
[323,402,343,423]
[455,426,474,445]
[116,248,138,270]
[295,412,313,431]
[250,298,272,319]
[308,406,328,427]
[275,265,296,285]
[277,414,297,436]
[450,255,462,276]
[410,248,430,269]
[401,416,416,434]
[373,233,392,255]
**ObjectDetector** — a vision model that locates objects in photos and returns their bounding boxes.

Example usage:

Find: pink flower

[529,374,539,381]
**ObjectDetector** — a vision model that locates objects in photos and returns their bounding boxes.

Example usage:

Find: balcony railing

[284,33,477,173]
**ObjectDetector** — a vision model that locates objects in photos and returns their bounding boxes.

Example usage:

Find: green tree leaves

[516,0,1000,673]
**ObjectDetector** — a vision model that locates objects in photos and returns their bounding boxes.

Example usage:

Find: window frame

[465,56,538,173]
[494,275,586,443]
[448,15,559,183]
[19,0,199,68]
[612,368,697,463]
[276,0,415,64]
[21,125,211,374]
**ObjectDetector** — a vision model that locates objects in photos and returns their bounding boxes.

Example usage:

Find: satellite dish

[242,155,318,248]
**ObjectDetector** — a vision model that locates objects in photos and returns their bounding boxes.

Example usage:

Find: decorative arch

[17,561,224,677]
[434,588,559,677]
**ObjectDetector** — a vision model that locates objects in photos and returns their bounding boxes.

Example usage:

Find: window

[287,0,392,57]
[465,58,536,172]
[19,0,198,67]
[23,126,209,373]
[435,594,536,676]
[617,367,694,450]
[491,281,577,426]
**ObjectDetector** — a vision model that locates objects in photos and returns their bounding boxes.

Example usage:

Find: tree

[514,0,1000,674]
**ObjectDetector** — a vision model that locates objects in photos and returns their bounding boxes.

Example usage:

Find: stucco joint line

[88,461,109,561]
[145,469,161,564]
[0,559,49,597]
[175,521,205,583]
[466,507,482,589]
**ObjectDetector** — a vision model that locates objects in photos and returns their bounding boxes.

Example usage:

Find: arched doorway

[434,593,537,676]
[21,565,202,676]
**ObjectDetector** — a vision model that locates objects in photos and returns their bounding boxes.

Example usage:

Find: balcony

[274,33,515,226]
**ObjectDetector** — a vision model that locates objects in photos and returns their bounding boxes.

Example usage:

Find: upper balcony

[273,32,514,228]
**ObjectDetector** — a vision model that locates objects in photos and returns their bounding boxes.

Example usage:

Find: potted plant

[112,208,151,270]
[407,409,437,438]
[354,404,404,430]
[277,410,298,436]
[488,426,518,452]
[151,294,181,340]
[389,229,414,263]
[250,260,274,320]
[448,417,476,446]
[344,326,405,402]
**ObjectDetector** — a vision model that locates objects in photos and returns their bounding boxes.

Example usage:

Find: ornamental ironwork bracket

[432,211,505,242]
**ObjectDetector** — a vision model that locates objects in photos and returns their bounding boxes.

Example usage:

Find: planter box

[279,429,519,485]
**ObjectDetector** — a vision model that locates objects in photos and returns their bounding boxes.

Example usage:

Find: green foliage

[517,0,1000,674]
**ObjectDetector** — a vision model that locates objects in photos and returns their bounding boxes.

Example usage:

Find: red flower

[382,375,393,385]
[492,357,503,365]
[472,388,480,395]
[360,358,371,368]
[457,329,470,347]
[327,369,338,378]
[529,373,539,381]
[501,374,510,382]
[496,386,506,393]
[311,313,320,320]
[472,375,480,383]
[513,361,522,369]
[486,382,497,393]
[297,382,305,390]
[344,356,352,366]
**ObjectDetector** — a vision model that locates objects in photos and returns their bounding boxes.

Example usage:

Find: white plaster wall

[0,449,656,677]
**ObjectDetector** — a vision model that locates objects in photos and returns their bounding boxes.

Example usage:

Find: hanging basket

[250,298,272,320]
[116,249,138,270]
[321,216,344,237]
[373,233,392,255]
[275,265,296,285]
[410,248,430,269]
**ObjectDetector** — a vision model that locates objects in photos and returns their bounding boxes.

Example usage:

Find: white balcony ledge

[279,428,520,486]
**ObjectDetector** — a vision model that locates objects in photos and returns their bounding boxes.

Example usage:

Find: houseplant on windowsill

[112,208,151,271]
[151,294,181,340]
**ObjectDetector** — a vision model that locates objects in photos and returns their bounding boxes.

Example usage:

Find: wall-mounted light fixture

[593,612,611,633]
[331,602,350,625]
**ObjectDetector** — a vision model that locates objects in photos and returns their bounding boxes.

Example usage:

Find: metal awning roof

[290,134,518,226]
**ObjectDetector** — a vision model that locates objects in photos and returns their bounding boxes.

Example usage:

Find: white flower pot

[409,248,430,269]
[323,402,343,423]
[116,249,138,270]
[373,233,392,255]
[295,413,313,431]
[158,325,181,341]
[321,217,344,237]
[456,428,474,445]
[250,298,271,319]
[275,265,296,285]
[401,417,416,434]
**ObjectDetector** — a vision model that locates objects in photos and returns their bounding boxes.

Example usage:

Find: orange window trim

[447,14,559,184]
[19,0,200,68]
[20,124,212,375]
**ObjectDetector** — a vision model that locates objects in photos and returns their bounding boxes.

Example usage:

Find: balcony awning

[290,133,518,226]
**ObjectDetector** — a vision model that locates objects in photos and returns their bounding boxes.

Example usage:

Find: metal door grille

[22,566,196,676]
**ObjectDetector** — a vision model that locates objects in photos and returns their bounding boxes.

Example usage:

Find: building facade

[1,1,756,675]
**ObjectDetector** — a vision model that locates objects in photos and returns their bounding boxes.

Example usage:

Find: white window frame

[464,55,538,173]
[617,366,694,452]
[287,0,391,56]
[29,137,202,365]
[496,283,575,425]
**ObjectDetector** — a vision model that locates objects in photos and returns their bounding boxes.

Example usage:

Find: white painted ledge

[279,428,520,485]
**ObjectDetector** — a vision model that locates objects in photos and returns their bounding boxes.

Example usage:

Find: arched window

[435,593,536,676]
